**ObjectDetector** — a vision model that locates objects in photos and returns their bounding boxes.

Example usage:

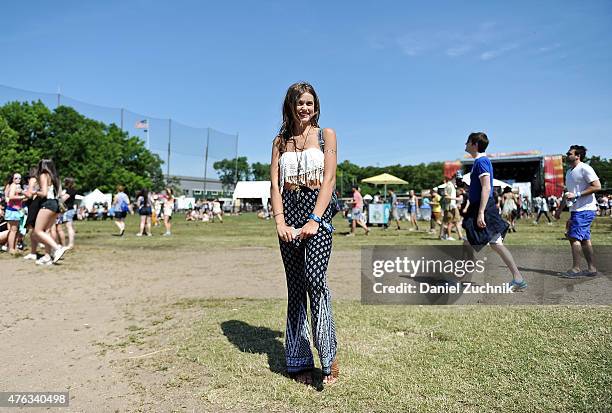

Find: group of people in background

[0,167,180,267]
[344,171,609,241]
[0,159,72,265]
[112,186,175,237]
[184,198,224,223]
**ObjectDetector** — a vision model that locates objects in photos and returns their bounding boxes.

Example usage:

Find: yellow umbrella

[361,173,408,197]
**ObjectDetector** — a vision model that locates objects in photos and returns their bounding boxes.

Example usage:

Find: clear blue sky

[2,0,611,174]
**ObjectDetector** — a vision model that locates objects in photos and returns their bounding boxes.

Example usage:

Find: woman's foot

[323,359,339,385]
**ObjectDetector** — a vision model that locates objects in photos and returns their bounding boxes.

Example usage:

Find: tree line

[213,156,446,196]
[214,156,612,197]
[0,101,164,195]
[2,101,609,197]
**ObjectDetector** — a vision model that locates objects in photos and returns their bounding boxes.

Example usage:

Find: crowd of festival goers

[0,159,180,265]
[344,178,611,239]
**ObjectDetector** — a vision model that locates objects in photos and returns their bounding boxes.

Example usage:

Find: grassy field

[75,211,612,250]
[124,299,611,413]
[75,213,611,412]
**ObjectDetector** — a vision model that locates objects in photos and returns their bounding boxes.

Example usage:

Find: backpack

[318,128,340,217]
[118,196,129,212]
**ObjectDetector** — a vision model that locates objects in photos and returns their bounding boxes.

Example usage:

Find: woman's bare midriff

[284,182,322,191]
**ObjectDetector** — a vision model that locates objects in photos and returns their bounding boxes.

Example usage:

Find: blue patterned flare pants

[279,188,337,375]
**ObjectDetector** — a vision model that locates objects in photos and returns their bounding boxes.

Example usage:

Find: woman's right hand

[276,223,294,242]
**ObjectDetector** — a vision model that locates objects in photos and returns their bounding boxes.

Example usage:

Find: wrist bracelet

[576,191,581,198]
[308,213,335,233]
[273,212,284,217]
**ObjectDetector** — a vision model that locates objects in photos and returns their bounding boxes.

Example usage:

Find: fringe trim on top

[283,167,325,188]
[279,149,325,190]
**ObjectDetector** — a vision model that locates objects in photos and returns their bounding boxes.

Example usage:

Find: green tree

[251,162,271,181]
[0,116,42,181]
[587,156,612,190]
[213,156,249,188]
[0,101,164,195]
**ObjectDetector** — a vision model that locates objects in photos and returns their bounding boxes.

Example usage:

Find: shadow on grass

[221,320,285,375]
[221,320,327,390]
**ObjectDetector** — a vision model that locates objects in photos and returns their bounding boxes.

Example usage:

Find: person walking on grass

[429,188,442,234]
[270,82,339,386]
[534,192,552,225]
[441,176,461,240]
[112,185,130,236]
[501,186,518,232]
[32,159,69,265]
[387,188,401,230]
[555,145,601,277]
[211,198,223,223]
[348,185,369,236]
[462,133,527,291]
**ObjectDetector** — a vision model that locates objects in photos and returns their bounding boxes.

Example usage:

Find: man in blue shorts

[555,145,601,277]
[462,132,527,290]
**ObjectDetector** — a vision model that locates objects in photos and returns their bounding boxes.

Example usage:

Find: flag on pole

[135,120,148,129]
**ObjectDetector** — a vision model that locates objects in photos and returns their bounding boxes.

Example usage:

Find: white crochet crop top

[279,128,326,188]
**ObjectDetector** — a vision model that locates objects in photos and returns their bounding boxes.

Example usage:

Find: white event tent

[232,181,271,206]
[82,189,112,211]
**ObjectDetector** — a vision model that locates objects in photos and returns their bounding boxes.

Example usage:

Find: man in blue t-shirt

[463,132,527,291]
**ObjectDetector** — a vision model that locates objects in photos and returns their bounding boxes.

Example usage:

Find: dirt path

[0,247,360,411]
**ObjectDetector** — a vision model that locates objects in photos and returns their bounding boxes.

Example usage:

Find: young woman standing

[136,188,153,236]
[163,187,174,236]
[270,82,339,386]
[23,167,43,260]
[4,173,25,254]
[62,178,78,248]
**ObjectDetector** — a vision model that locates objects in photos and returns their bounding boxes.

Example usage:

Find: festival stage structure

[443,151,564,197]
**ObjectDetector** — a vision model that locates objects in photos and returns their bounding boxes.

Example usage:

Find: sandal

[323,359,339,385]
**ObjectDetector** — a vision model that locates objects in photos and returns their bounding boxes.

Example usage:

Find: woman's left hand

[299,219,320,239]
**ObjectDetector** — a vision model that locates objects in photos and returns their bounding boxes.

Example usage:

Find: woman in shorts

[136,188,153,236]
[163,188,174,236]
[61,177,78,249]
[32,159,69,265]
[112,185,130,236]
[4,172,25,254]
[23,167,43,260]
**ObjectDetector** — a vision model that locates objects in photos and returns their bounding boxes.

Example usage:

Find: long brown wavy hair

[37,159,61,196]
[277,82,320,153]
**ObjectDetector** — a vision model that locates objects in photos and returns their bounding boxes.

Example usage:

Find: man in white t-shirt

[555,145,601,277]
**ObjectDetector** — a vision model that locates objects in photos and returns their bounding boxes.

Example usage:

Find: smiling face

[295,92,316,124]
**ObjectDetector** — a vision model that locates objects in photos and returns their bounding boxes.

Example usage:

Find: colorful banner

[544,155,564,197]
[443,161,462,179]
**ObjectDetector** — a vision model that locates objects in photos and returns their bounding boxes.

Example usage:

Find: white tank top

[47,184,56,200]
[278,128,325,188]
